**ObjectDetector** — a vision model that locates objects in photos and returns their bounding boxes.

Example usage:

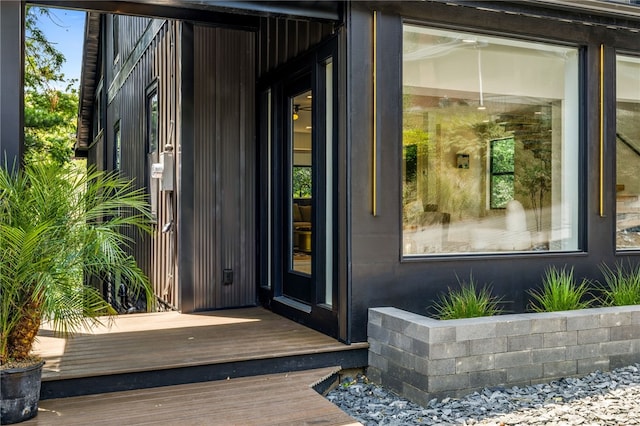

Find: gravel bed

[326,364,640,425]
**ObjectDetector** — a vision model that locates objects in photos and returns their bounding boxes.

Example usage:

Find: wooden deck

[34,307,368,398]
[26,367,361,425]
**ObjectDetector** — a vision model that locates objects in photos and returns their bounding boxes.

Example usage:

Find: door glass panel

[290,90,313,275]
[616,54,640,250]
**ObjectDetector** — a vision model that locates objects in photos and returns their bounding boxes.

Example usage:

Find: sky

[33,6,86,89]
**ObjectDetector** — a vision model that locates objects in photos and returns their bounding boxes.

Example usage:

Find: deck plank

[26,367,361,426]
[33,307,367,381]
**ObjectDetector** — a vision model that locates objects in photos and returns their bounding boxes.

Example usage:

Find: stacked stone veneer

[367,306,640,405]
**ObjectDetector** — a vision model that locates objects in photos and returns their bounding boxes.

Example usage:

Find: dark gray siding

[105,17,179,309]
[258,17,334,77]
[106,15,154,85]
[186,25,256,310]
[345,1,640,343]
[87,132,104,174]
[0,1,24,167]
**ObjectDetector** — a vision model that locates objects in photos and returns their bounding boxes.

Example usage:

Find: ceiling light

[477,46,485,111]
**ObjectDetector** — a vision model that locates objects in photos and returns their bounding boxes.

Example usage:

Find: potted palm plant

[0,161,153,424]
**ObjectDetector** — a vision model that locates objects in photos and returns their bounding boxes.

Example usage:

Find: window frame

[489,137,516,210]
[114,120,121,172]
[399,20,583,258]
[145,80,160,220]
[112,14,120,65]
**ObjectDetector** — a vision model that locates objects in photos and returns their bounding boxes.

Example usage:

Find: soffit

[30,1,341,22]
[75,12,100,154]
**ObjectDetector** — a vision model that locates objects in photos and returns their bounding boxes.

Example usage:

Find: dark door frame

[281,71,314,304]
[258,37,341,339]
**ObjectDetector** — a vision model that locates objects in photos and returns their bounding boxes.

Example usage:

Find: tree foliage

[24,6,79,165]
[293,166,312,198]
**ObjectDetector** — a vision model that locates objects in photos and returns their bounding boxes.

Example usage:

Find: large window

[616,55,640,250]
[402,25,579,256]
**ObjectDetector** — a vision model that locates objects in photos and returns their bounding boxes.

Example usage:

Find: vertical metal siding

[258,17,334,77]
[106,16,153,89]
[192,26,215,310]
[100,14,328,312]
[192,25,256,310]
[106,17,179,310]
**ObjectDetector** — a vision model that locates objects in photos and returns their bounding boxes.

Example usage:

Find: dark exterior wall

[86,15,105,171]
[180,24,256,311]
[0,1,23,168]
[87,132,104,173]
[104,17,179,308]
[257,16,334,78]
[346,1,640,342]
[105,15,154,85]
[254,15,348,339]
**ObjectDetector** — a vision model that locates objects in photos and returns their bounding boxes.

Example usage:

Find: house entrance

[283,80,314,302]
[262,39,339,337]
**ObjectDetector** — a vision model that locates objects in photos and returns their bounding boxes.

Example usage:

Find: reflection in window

[114,121,121,171]
[616,55,640,250]
[93,81,103,137]
[402,25,579,255]
[293,166,312,198]
[490,137,515,209]
[113,15,120,64]
[291,89,313,275]
[147,86,159,218]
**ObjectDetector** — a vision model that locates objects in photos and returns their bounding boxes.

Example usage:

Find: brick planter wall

[367,306,640,405]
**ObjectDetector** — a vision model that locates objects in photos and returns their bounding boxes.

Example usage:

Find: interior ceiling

[293,91,312,134]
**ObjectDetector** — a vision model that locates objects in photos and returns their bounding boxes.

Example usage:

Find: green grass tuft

[598,262,640,307]
[528,266,593,312]
[431,274,504,320]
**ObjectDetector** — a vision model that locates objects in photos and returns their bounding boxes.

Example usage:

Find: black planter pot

[0,360,44,425]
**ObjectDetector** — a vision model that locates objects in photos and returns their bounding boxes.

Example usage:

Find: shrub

[0,162,153,366]
[598,262,640,306]
[528,266,593,312]
[431,275,504,320]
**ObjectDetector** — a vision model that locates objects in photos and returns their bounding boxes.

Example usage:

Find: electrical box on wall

[223,269,233,285]
[151,145,175,192]
[151,163,164,179]
[160,148,174,191]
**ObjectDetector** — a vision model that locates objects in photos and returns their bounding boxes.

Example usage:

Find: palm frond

[0,161,153,363]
